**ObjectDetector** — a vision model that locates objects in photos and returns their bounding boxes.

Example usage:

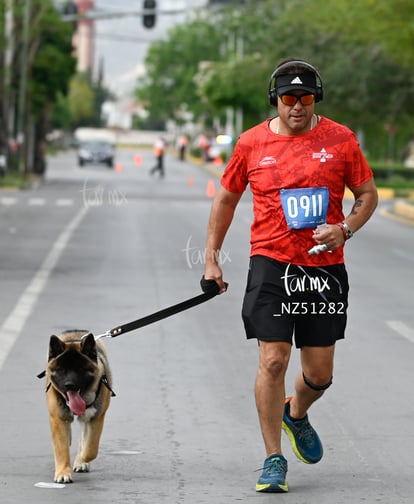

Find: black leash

[94,277,226,340]
[37,278,226,380]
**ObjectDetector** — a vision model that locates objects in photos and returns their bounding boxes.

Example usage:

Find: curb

[201,164,224,179]
[393,200,414,223]
[343,187,396,200]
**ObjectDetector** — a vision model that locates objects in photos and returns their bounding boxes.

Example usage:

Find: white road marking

[56,198,74,206]
[1,197,75,207]
[34,482,66,489]
[0,196,17,205]
[109,450,143,456]
[0,205,88,370]
[28,198,46,206]
[386,320,414,344]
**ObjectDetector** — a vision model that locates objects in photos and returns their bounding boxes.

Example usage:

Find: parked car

[77,140,114,168]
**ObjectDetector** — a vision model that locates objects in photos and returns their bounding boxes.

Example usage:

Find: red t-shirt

[221,116,373,266]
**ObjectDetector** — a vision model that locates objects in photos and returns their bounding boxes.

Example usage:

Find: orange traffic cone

[206,179,216,198]
[134,154,142,167]
[115,162,123,173]
[187,176,195,187]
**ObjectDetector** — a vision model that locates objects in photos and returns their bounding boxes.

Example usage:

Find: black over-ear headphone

[268,60,324,106]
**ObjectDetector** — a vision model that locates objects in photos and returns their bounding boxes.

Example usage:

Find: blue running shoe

[256,454,288,493]
[282,397,323,464]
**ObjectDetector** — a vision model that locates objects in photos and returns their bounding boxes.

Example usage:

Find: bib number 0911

[286,193,323,218]
[280,187,329,229]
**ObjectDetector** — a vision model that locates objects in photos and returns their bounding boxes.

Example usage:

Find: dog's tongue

[67,391,86,416]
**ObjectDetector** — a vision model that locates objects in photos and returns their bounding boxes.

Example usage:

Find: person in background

[202,58,378,493]
[150,137,167,178]
[177,134,189,161]
[197,133,211,162]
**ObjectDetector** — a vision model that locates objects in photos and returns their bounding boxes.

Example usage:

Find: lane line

[0,205,88,371]
[0,197,75,207]
[0,196,17,205]
[28,198,46,206]
[386,320,414,344]
[56,198,74,206]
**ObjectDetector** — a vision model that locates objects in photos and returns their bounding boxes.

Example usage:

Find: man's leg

[255,340,292,456]
[289,345,335,419]
[282,345,335,464]
[255,340,291,493]
[159,156,165,177]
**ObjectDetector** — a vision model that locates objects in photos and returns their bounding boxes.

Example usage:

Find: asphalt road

[0,146,413,504]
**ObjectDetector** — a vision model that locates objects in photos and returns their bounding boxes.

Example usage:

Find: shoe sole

[282,420,321,464]
[256,482,289,493]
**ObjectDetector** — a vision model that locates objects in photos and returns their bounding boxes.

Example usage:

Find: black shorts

[241,255,349,347]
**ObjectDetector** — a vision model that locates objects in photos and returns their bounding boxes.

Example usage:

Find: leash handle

[107,279,226,338]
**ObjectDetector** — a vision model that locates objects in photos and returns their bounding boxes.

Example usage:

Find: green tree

[273,0,414,158]
[136,14,225,127]
[50,92,72,131]
[68,73,96,126]
[0,0,77,174]
[135,0,414,159]
[0,0,7,167]
[286,0,414,68]
[29,1,76,173]
[52,60,115,131]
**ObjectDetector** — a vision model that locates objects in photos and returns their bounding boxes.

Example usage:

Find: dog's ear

[81,333,97,361]
[48,335,65,361]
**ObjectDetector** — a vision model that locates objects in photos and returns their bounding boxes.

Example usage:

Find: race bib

[280,187,329,229]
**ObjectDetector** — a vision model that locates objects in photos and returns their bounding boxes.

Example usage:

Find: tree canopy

[0,0,115,174]
[136,17,226,127]
[135,0,414,160]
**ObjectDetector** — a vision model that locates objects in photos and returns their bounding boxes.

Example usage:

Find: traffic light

[60,1,78,15]
[143,0,156,29]
[58,1,78,30]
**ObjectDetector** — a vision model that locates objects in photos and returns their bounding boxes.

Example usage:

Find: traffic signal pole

[61,3,186,25]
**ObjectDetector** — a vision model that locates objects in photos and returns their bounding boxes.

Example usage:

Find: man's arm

[204,186,243,292]
[313,178,378,249]
[344,178,378,233]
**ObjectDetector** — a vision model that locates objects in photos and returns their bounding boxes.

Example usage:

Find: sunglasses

[280,94,315,106]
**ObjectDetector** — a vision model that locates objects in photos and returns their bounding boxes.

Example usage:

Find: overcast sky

[93,0,208,96]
